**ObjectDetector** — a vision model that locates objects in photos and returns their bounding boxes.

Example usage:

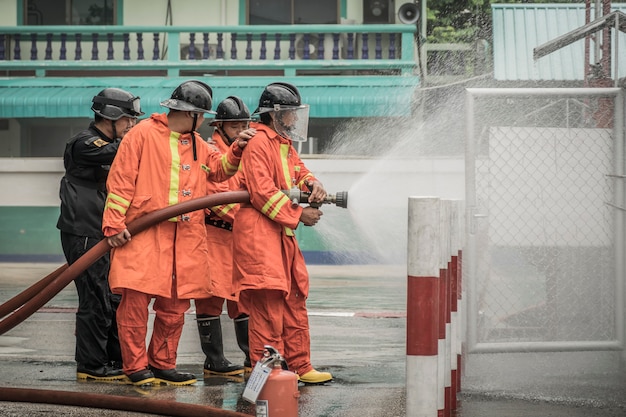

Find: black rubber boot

[149,366,196,386]
[234,315,252,372]
[197,315,244,376]
[125,368,155,386]
[76,363,125,382]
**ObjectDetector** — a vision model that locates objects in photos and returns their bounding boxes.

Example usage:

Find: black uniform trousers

[61,232,122,368]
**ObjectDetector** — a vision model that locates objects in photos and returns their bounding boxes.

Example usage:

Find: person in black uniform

[56,88,143,381]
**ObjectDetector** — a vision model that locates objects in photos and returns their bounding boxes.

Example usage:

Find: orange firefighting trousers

[116,286,190,375]
[240,285,313,376]
[195,297,243,319]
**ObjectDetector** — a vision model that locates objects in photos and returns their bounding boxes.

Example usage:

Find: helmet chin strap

[190,113,198,161]
[217,126,235,145]
[111,120,119,140]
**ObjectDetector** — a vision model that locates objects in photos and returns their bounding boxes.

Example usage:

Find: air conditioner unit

[180,43,216,60]
[295,33,356,60]
[180,44,201,60]
[363,0,396,24]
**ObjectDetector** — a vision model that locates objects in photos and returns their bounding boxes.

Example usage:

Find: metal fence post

[407,196,440,417]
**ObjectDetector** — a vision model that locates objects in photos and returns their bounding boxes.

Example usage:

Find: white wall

[121,0,411,26]
[123,0,234,26]
[0,158,64,206]
[0,0,16,25]
[0,157,465,207]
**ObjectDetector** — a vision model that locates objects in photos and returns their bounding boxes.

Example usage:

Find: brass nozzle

[282,188,348,209]
[325,190,348,208]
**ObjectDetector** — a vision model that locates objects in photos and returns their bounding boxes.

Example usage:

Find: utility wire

[160,0,173,59]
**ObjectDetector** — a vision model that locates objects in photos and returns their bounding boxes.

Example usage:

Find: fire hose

[0,188,347,416]
[0,387,248,417]
[0,188,347,332]
[0,191,250,335]
[0,191,251,417]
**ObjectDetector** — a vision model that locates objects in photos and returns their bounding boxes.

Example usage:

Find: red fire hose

[0,191,251,417]
[0,387,250,417]
[0,190,249,335]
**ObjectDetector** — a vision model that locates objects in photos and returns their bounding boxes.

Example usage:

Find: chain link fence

[465,88,625,352]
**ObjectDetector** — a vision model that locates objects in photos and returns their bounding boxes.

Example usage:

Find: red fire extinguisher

[254,345,300,417]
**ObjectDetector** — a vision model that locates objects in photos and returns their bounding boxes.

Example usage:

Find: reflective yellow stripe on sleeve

[221,154,239,176]
[211,203,237,217]
[296,173,314,189]
[261,191,290,220]
[260,192,295,236]
[105,193,130,215]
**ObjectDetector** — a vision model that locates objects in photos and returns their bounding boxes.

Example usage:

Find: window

[248,0,339,24]
[24,0,116,25]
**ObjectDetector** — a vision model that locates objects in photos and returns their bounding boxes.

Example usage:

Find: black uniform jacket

[56,122,121,238]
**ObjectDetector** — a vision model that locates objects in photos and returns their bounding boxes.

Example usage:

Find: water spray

[282,187,348,209]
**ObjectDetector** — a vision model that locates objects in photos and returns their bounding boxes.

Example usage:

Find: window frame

[19,0,123,26]
[245,0,343,25]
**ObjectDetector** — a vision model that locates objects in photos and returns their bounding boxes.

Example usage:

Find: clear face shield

[271,105,310,142]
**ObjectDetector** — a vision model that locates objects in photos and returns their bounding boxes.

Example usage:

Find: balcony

[0,24,420,119]
[0,24,417,77]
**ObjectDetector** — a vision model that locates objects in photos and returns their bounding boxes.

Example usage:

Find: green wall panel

[0,207,375,264]
[0,206,63,256]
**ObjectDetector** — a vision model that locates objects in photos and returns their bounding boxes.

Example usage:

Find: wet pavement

[1,263,626,416]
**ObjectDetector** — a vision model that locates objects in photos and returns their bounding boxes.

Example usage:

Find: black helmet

[210,96,252,126]
[254,82,305,114]
[91,88,144,120]
[160,80,215,113]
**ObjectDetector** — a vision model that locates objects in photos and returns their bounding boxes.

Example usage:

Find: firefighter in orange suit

[232,82,333,384]
[195,96,256,377]
[103,80,249,386]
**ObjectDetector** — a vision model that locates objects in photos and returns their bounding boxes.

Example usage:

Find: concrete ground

[1,263,625,416]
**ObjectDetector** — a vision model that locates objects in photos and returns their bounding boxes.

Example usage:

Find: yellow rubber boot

[298,369,333,384]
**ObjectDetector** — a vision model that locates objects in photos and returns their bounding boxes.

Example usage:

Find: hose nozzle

[323,191,348,208]
[282,187,348,209]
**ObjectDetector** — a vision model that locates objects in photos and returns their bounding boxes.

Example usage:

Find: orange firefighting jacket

[204,129,241,300]
[206,129,240,224]
[232,122,317,297]
[102,113,241,299]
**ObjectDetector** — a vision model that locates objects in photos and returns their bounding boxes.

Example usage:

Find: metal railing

[0,24,417,77]
[465,87,625,353]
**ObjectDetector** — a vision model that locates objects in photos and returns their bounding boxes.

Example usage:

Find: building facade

[0,0,445,263]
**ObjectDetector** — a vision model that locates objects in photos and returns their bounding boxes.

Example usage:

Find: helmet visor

[128,97,142,115]
[92,95,144,119]
[272,105,309,142]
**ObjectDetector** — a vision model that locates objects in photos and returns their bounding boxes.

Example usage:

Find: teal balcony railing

[0,24,417,77]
